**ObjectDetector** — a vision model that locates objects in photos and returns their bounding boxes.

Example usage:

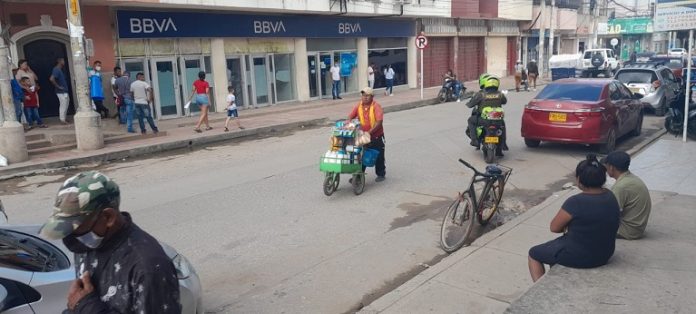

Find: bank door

[248,55,272,107]
[179,56,205,115]
[150,58,182,119]
[319,53,333,98]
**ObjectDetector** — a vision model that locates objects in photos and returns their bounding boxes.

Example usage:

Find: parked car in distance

[615,63,682,116]
[635,51,656,62]
[579,48,620,78]
[649,55,685,79]
[0,223,203,313]
[668,48,687,57]
[522,79,644,153]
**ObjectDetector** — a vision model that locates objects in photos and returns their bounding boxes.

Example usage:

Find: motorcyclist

[466,75,507,155]
[443,69,462,100]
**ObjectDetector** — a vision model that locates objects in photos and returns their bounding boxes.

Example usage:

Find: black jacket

[68,213,181,314]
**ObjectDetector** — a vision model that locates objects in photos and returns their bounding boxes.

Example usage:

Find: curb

[0,97,441,181]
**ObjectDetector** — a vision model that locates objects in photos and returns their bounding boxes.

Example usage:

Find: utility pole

[0,21,29,163]
[548,0,556,78]
[66,0,103,150]
[539,0,546,78]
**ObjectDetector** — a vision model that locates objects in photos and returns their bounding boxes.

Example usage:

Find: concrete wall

[138,0,450,17]
[498,0,533,20]
[453,0,481,18]
[524,6,578,31]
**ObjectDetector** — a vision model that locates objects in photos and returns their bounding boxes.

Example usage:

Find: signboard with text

[606,18,654,34]
[654,0,696,31]
[117,11,415,39]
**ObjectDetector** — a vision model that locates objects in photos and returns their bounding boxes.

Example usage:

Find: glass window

[273,54,295,102]
[183,58,202,113]
[335,51,358,94]
[536,83,604,101]
[369,48,408,88]
[616,70,658,84]
[226,58,245,108]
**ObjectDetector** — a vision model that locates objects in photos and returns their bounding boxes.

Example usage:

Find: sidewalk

[0,75,537,180]
[358,135,696,313]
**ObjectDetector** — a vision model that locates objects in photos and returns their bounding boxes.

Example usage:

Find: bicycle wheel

[477,178,504,225]
[440,193,476,253]
[323,172,339,196]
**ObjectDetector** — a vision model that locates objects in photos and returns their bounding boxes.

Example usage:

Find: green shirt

[611,171,651,239]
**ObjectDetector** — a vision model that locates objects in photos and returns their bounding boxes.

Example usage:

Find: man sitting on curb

[602,151,652,240]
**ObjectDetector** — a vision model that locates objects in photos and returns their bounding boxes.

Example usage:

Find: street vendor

[348,87,386,182]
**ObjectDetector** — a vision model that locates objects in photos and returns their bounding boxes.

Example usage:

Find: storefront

[368,38,409,89]
[116,10,415,118]
[603,17,654,60]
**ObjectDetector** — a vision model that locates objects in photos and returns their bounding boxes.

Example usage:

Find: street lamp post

[0,21,29,164]
[66,0,103,150]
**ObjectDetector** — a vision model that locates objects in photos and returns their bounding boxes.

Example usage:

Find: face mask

[63,234,91,254]
[76,231,104,249]
[95,66,102,71]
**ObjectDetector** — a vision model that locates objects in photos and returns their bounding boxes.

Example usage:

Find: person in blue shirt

[11,68,24,123]
[88,60,109,119]
[49,58,70,124]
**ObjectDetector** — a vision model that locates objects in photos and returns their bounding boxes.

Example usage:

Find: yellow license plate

[549,112,567,122]
[484,136,499,144]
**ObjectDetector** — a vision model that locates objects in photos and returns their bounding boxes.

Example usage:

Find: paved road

[0,90,663,313]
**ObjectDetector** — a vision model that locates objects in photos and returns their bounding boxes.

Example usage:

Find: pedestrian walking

[130,72,159,134]
[368,63,375,88]
[88,61,109,119]
[224,86,245,132]
[11,68,24,124]
[39,171,181,313]
[114,72,136,133]
[20,77,47,130]
[49,58,71,125]
[601,151,652,240]
[384,64,395,96]
[112,67,126,124]
[514,60,524,92]
[191,71,212,133]
[527,59,539,91]
[528,155,619,282]
[331,62,342,99]
[348,87,386,182]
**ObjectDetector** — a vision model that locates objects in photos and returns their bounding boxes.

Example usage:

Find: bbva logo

[130,18,178,34]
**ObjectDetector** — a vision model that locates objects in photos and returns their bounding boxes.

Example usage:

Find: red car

[521,79,644,153]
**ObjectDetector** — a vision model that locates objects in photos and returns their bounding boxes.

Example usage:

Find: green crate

[319,157,362,173]
[332,129,356,138]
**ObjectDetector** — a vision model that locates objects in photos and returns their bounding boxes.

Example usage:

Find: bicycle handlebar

[458,159,495,178]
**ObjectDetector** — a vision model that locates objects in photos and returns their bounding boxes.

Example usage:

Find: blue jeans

[386,79,394,95]
[123,99,135,132]
[134,103,158,133]
[118,105,127,124]
[332,80,341,98]
[13,99,22,122]
[24,107,42,126]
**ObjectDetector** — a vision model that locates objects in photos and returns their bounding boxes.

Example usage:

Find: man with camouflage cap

[40,171,181,313]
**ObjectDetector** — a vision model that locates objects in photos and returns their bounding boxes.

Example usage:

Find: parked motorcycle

[437,77,466,103]
[665,85,696,138]
[477,107,506,164]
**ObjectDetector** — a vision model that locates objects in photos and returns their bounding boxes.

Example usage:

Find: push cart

[320,120,378,196]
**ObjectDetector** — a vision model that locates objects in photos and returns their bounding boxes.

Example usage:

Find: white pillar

[293,38,310,102]
[357,37,368,90]
[0,20,28,163]
[210,38,227,112]
[408,36,417,89]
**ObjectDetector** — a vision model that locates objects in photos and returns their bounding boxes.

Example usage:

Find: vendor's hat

[600,151,631,171]
[39,171,120,240]
[360,87,374,96]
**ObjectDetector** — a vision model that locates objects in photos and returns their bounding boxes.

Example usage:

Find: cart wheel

[352,173,365,195]
[323,172,340,196]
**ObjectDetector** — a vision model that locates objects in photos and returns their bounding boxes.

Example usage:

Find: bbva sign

[129,18,178,34]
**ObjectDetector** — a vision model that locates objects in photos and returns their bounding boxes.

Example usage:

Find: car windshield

[616,71,658,84]
[536,83,603,101]
[0,229,70,272]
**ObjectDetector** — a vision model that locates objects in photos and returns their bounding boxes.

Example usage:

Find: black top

[68,213,181,314]
[559,190,620,267]
[527,62,539,74]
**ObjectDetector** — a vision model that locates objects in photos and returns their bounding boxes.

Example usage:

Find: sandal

[205,127,213,131]
[194,128,202,133]
[224,127,229,132]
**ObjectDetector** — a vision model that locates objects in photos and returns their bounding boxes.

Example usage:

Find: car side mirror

[633,93,643,100]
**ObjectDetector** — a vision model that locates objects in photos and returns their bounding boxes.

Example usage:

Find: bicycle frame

[458,159,512,213]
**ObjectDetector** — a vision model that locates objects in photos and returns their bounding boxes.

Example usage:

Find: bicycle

[440,159,512,253]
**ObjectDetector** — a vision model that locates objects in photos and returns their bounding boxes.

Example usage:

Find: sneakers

[375,176,386,182]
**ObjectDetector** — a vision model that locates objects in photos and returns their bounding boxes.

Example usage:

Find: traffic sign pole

[415,35,428,100]
[684,29,693,142]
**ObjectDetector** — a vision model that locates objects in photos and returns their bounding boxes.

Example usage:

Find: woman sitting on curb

[528,154,620,282]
